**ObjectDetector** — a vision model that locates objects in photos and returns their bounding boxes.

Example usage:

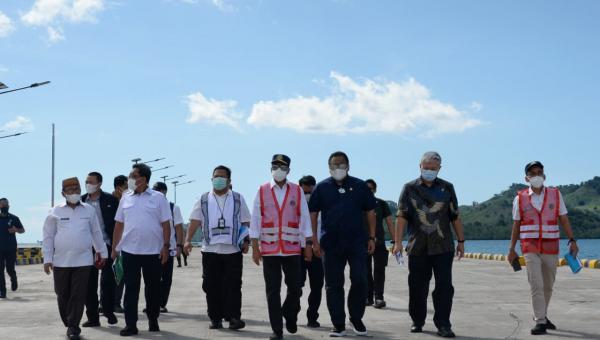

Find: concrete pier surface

[1,252,599,340]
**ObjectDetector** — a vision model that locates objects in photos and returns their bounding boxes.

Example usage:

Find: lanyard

[212,192,230,219]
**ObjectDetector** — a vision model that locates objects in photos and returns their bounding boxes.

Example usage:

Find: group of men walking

[0,150,581,339]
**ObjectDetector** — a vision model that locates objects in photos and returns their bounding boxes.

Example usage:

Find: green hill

[460,177,600,239]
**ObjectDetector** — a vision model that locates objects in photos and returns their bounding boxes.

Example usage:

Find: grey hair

[421,151,442,164]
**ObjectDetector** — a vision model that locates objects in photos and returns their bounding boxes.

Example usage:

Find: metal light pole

[0,132,28,140]
[0,81,51,95]
[51,123,55,207]
[172,180,195,205]
[152,165,173,172]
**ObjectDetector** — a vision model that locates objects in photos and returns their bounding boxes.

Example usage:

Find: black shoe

[329,325,347,337]
[373,299,386,309]
[104,312,118,325]
[120,326,139,336]
[114,305,124,313]
[209,319,223,329]
[410,324,423,333]
[10,278,17,292]
[350,319,368,336]
[365,299,374,306]
[177,265,182,268]
[269,331,283,340]
[142,308,147,313]
[82,319,101,327]
[545,319,557,330]
[160,307,168,313]
[531,323,547,335]
[307,320,321,328]
[66,328,81,340]
[0,292,6,299]
[149,319,160,332]
[437,327,456,338]
[229,318,246,330]
[284,317,297,334]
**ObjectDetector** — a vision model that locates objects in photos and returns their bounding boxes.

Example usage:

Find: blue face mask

[421,169,438,182]
[212,177,229,191]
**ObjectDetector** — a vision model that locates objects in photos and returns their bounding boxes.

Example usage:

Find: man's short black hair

[88,171,103,183]
[132,163,152,183]
[213,165,232,178]
[328,151,349,164]
[0,198,8,204]
[114,175,127,189]
[153,181,168,193]
[299,175,316,186]
[365,179,377,190]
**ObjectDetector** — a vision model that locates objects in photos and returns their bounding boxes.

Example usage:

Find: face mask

[272,169,287,182]
[128,178,138,191]
[421,169,438,182]
[0,207,8,215]
[330,169,347,181]
[85,184,98,194]
[528,176,545,189]
[212,177,228,191]
[66,194,81,204]
[304,193,311,202]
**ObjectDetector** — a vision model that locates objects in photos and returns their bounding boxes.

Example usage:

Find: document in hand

[112,255,124,285]
[238,226,250,249]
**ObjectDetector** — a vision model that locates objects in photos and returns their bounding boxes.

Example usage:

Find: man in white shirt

[184,165,251,331]
[152,181,184,313]
[43,177,108,340]
[111,163,172,337]
[250,155,313,340]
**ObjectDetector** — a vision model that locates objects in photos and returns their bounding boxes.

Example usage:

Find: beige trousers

[524,253,558,324]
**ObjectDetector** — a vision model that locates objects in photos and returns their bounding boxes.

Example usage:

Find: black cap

[525,161,544,174]
[271,154,291,166]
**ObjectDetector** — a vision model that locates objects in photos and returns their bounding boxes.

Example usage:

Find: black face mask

[0,207,8,215]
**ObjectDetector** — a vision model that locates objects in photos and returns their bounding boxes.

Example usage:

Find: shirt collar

[270,179,289,190]
[528,187,545,196]
[212,189,232,197]
[416,177,439,187]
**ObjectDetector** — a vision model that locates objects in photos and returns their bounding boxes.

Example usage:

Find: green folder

[112,255,124,285]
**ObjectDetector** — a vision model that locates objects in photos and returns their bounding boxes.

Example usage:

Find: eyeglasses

[329,163,348,171]
[271,164,289,171]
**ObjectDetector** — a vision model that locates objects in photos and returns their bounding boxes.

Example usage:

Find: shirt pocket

[144,199,159,212]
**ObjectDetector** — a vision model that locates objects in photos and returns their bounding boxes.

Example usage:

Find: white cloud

[185,92,242,130]
[470,101,483,112]
[47,26,65,41]
[179,0,236,12]
[0,11,15,38]
[247,72,481,136]
[2,116,35,132]
[21,0,105,41]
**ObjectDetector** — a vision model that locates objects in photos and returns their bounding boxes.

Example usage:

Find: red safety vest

[518,187,560,255]
[259,182,302,255]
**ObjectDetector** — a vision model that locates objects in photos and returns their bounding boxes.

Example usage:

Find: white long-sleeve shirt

[250,180,312,256]
[43,202,108,267]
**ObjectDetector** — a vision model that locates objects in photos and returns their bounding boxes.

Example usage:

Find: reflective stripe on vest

[518,187,560,254]
[259,182,302,255]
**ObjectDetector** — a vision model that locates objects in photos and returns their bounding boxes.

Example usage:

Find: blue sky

[1,0,599,243]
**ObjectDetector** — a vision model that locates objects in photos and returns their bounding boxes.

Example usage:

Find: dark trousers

[54,266,92,328]
[323,243,368,327]
[263,255,302,333]
[176,252,188,267]
[0,249,17,295]
[122,251,162,327]
[300,250,324,323]
[202,252,243,321]
[408,251,454,329]
[367,243,388,301]
[158,256,174,308]
[86,244,116,321]
[114,280,124,307]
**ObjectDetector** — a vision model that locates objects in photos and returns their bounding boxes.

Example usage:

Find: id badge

[218,218,226,229]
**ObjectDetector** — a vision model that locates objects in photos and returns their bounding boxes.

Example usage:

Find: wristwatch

[305,239,314,246]
[368,236,376,242]
[163,243,170,249]
[457,240,465,243]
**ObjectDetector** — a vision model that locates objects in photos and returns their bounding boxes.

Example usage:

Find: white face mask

[127,178,138,192]
[528,176,545,189]
[66,194,81,204]
[272,169,288,182]
[330,169,347,181]
[85,184,98,194]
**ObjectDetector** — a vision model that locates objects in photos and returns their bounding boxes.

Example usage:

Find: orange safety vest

[259,182,302,255]
[518,187,560,255]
